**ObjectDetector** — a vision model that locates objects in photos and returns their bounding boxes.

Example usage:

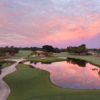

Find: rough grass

[4,64,100,100]
[9,50,32,59]
[25,57,66,63]
[53,52,100,67]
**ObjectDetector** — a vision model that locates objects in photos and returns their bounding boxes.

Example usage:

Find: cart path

[0,58,25,100]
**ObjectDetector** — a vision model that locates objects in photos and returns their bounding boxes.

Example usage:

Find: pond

[24,58,100,89]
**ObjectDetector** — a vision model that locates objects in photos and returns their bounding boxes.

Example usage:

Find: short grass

[9,50,32,59]
[0,60,15,69]
[53,52,100,67]
[4,64,100,100]
[1,63,12,68]
[25,57,66,63]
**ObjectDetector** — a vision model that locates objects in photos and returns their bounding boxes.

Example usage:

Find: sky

[0,0,100,48]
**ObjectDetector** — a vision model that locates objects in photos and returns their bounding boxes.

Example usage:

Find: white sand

[0,58,25,100]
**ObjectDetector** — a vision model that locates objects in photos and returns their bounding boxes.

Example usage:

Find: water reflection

[30,61,38,65]
[24,60,100,89]
[30,61,52,65]
[67,58,87,67]
[41,62,52,64]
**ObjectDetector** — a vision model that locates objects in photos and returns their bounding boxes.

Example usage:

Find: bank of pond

[2,57,100,100]
[0,60,15,74]
[24,58,100,90]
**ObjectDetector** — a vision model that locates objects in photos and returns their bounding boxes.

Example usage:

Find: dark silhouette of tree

[0,46,19,56]
[67,58,87,67]
[42,45,54,52]
[31,47,41,52]
[54,48,61,53]
[66,44,87,55]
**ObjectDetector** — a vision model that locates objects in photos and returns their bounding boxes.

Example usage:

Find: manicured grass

[25,57,66,63]
[98,71,100,75]
[53,52,100,67]
[4,52,100,100]
[1,63,12,69]
[4,64,100,100]
[9,50,32,59]
[0,60,15,68]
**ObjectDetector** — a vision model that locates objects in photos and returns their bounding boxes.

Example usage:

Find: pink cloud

[0,0,100,47]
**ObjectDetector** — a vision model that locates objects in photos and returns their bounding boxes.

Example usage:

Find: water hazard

[24,58,100,89]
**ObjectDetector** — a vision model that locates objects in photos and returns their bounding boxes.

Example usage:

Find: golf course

[2,50,100,100]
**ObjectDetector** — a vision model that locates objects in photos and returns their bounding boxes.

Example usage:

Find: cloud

[0,0,100,47]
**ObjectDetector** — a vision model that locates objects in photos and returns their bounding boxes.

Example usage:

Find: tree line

[0,46,19,57]
[66,44,88,55]
[31,45,66,53]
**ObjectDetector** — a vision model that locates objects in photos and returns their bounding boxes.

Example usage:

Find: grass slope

[53,52,100,67]
[4,64,100,100]
[9,50,32,59]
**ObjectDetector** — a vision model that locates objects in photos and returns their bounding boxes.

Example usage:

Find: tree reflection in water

[41,62,52,64]
[67,58,88,67]
[30,61,38,65]
[30,61,52,65]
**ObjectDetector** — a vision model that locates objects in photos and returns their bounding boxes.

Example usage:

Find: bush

[43,52,50,56]
[30,52,38,56]
[0,53,6,57]
[29,65,35,68]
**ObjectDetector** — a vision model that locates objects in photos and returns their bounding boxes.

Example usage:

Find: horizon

[0,0,100,48]
[0,45,99,49]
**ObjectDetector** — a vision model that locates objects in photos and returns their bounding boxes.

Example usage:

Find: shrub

[0,53,6,57]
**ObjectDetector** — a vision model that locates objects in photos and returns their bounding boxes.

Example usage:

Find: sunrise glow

[0,0,100,48]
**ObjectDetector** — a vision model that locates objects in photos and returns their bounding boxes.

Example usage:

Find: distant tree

[22,47,30,50]
[0,46,19,55]
[42,45,54,52]
[14,47,19,53]
[66,44,87,55]
[54,48,61,53]
[98,49,100,53]
[76,44,86,54]
[31,47,41,52]
[60,49,66,52]
[66,46,71,54]
[71,47,77,54]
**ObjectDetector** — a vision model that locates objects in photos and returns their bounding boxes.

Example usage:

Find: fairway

[9,50,32,59]
[3,52,100,100]
[4,64,100,100]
